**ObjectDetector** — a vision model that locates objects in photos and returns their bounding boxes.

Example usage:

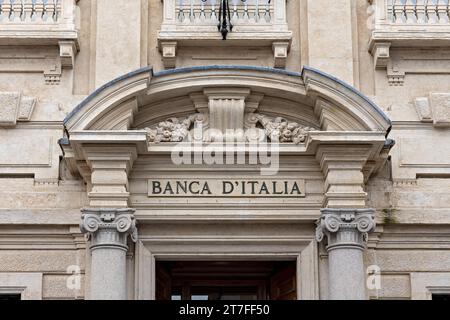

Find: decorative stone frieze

[144,112,315,144]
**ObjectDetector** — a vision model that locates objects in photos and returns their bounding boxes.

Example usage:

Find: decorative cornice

[80,208,137,251]
[316,208,376,251]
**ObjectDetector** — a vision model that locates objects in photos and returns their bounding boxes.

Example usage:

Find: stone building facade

[0,0,449,300]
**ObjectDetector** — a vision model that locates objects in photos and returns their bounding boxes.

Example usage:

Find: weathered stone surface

[0,0,450,301]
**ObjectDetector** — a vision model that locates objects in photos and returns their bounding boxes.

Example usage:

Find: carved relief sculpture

[145,113,209,143]
[245,113,316,144]
[145,112,316,144]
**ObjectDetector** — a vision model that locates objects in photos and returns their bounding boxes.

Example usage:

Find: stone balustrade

[0,0,62,23]
[370,0,450,84]
[0,0,78,40]
[161,0,288,34]
[159,0,291,69]
[0,0,79,83]
[387,0,450,24]
[176,0,273,26]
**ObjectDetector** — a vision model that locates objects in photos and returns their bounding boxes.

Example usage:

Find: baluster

[447,0,450,23]
[393,0,404,23]
[211,0,217,21]
[55,0,61,22]
[23,0,33,22]
[200,0,206,22]
[264,0,271,23]
[34,0,44,22]
[426,0,438,23]
[387,0,394,22]
[11,0,23,22]
[1,0,12,23]
[178,0,185,23]
[405,0,417,23]
[232,0,238,21]
[46,0,56,22]
[254,0,260,23]
[416,0,426,23]
[243,0,249,21]
[189,0,195,23]
[437,0,449,23]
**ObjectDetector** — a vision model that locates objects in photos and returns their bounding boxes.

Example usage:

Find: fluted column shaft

[80,208,137,300]
[316,208,376,300]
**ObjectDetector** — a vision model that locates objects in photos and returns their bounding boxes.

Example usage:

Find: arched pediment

[63,65,391,134]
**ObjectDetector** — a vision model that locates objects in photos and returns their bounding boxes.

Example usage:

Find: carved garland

[144,113,316,144]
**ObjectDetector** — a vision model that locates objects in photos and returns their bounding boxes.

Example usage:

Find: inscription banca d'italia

[148,179,306,198]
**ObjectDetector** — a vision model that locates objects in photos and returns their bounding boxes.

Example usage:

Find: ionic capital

[316,208,376,251]
[80,208,137,251]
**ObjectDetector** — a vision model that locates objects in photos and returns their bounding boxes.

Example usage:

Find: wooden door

[270,265,297,300]
[156,265,172,300]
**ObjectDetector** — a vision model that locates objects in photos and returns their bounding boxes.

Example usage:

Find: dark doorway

[156,261,297,300]
[432,294,450,301]
[0,294,21,301]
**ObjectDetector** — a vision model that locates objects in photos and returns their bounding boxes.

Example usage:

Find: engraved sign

[148,179,306,198]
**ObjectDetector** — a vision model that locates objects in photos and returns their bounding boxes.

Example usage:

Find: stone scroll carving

[315,208,376,248]
[80,208,138,249]
[145,112,316,144]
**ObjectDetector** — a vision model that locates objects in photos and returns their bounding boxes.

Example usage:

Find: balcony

[369,0,450,85]
[158,0,292,69]
[0,0,79,59]
[0,0,79,83]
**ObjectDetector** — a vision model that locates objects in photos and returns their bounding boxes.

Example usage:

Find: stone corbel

[371,42,405,86]
[0,91,36,127]
[272,41,290,69]
[82,145,138,208]
[371,42,391,70]
[316,145,372,209]
[160,41,177,69]
[59,40,77,69]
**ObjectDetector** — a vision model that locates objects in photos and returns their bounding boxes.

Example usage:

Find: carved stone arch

[302,67,391,132]
[64,65,391,134]
[64,67,152,131]
[61,65,393,207]
[62,66,394,302]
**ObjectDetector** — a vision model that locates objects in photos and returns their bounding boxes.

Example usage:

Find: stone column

[81,208,137,300]
[316,208,376,300]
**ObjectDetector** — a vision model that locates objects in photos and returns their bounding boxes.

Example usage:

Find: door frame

[134,233,319,300]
